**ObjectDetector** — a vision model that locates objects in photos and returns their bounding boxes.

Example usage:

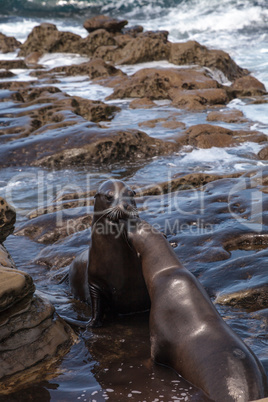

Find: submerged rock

[0,84,120,146]
[215,286,268,311]
[206,109,247,123]
[15,206,93,244]
[0,109,177,168]
[0,81,177,168]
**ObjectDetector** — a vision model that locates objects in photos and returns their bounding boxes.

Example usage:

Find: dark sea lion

[126,219,268,402]
[69,180,150,327]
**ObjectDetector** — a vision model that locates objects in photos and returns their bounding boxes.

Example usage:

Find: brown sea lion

[126,219,268,402]
[69,180,150,327]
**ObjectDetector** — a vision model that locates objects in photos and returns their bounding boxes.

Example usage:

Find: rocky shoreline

[0,15,268,399]
[0,198,76,395]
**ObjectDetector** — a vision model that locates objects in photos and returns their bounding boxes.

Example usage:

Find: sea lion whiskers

[92,208,113,229]
[106,204,138,222]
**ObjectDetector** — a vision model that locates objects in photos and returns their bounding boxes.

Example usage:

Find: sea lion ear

[94,192,99,198]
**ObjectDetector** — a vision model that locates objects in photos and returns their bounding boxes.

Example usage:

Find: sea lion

[126,219,268,402]
[69,180,150,327]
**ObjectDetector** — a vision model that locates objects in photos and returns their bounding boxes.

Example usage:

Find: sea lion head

[93,180,139,224]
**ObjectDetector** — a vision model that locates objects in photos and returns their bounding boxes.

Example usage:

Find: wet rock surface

[0,198,16,244]
[0,199,76,395]
[46,58,125,79]
[206,109,247,123]
[177,124,267,148]
[106,67,221,101]
[168,40,248,81]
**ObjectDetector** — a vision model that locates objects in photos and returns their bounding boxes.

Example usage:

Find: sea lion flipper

[87,284,104,328]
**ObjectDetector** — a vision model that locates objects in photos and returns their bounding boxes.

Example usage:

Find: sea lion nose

[123,202,129,210]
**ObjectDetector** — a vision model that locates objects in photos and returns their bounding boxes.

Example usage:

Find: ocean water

[1,0,268,400]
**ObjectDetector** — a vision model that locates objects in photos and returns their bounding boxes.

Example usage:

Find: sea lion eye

[105,193,113,201]
[128,190,136,197]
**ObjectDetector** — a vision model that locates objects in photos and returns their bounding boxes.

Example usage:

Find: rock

[231,75,267,96]
[107,67,220,101]
[177,124,267,148]
[129,97,156,109]
[49,58,125,79]
[169,40,248,81]
[31,129,177,168]
[0,70,15,78]
[206,109,247,123]
[0,267,35,312]
[83,15,128,33]
[24,51,43,66]
[0,32,21,53]
[136,172,240,196]
[114,34,169,65]
[161,120,186,130]
[27,196,93,219]
[34,229,90,269]
[139,117,185,130]
[122,25,144,36]
[79,29,117,56]
[93,31,169,64]
[0,102,177,169]
[18,23,82,57]
[139,118,167,128]
[15,207,93,244]
[0,245,15,269]
[215,286,268,311]
[0,285,75,394]
[259,146,268,160]
[0,81,32,91]
[138,30,169,41]
[0,60,28,70]
[71,97,120,122]
[0,198,16,244]
[18,23,58,56]
[0,214,76,393]
[170,88,229,110]
[0,86,120,141]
